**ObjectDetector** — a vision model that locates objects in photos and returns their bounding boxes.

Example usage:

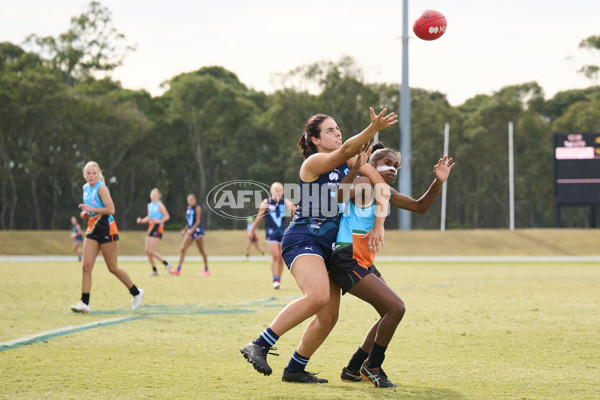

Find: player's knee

[319,309,339,330]
[306,291,330,313]
[106,264,119,274]
[388,298,406,322]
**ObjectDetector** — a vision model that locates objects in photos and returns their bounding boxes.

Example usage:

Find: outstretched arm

[390,155,455,213]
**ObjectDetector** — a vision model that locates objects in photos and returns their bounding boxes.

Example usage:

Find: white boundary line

[0,317,137,351]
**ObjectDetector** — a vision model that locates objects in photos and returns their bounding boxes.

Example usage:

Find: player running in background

[70,216,83,261]
[248,182,296,289]
[70,161,144,314]
[136,188,172,276]
[332,143,454,387]
[241,107,397,383]
[170,194,209,276]
[245,216,265,259]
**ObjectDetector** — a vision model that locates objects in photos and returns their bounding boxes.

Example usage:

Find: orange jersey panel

[351,232,375,269]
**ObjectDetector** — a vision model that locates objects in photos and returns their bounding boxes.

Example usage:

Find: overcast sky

[2,0,599,105]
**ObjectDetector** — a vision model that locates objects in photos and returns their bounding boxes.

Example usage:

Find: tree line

[1,2,599,231]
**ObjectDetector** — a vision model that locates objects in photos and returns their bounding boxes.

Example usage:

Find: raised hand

[370,107,399,131]
[433,155,455,182]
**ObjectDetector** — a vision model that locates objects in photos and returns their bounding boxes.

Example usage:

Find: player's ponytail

[370,141,386,153]
[297,113,331,159]
[369,142,402,167]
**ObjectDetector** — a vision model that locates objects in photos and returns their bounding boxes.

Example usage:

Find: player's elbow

[414,206,428,215]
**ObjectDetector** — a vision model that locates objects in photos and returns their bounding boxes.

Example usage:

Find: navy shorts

[266,227,283,243]
[329,245,382,294]
[281,232,335,271]
[191,225,204,239]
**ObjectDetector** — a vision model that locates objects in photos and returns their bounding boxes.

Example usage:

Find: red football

[413,10,447,41]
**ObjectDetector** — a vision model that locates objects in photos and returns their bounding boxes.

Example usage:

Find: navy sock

[285,350,309,373]
[81,293,90,305]
[129,285,140,296]
[347,347,369,372]
[367,342,387,369]
[253,327,279,348]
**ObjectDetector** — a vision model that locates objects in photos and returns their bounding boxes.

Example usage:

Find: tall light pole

[398,0,412,230]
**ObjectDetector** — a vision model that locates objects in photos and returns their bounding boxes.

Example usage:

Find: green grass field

[1,258,598,399]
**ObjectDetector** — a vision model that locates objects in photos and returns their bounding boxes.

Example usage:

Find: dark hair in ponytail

[297,114,331,159]
[369,141,402,167]
[370,141,386,153]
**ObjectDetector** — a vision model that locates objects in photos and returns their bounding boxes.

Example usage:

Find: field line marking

[0,316,138,352]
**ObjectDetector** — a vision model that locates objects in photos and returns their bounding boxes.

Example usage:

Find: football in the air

[413,9,447,41]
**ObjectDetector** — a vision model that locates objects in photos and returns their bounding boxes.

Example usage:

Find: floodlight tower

[398,0,412,230]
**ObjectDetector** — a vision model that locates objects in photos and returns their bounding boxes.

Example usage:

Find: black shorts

[328,245,382,294]
[86,232,119,244]
[86,215,119,244]
[148,223,163,239]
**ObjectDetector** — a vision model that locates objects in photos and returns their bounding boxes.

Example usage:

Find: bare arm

[250,200,269,238]
[137,205,150,224]
[192,205,201,230]
[158,203,170,224]
[284,198,297,216]
[390,156,455,214]
[356,163,390,253]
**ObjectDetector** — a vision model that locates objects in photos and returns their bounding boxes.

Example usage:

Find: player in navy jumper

[248,182,296,289]
[241,108,397,383]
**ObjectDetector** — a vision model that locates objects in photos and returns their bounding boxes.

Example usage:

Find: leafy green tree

[543,87,600,120]
[163,67,266,228]
[22,1,135,86]
[0,62,73,228]
[578,35,600,80]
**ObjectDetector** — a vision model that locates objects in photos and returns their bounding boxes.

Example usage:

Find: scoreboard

[554,132,600,205]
